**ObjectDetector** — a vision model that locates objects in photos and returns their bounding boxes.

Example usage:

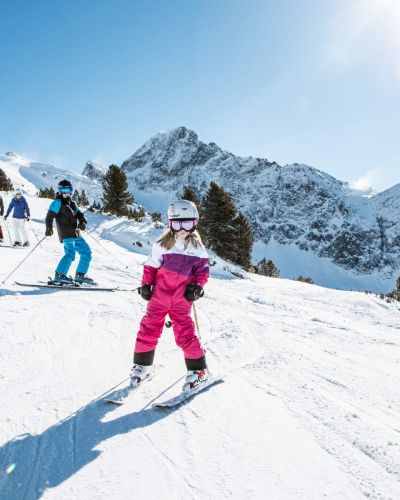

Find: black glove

[4,215,8,220]
[45,226,53,237]
[184,284,204,302]
[26,217,30,222]
[78,221,86,231]
[138,284,153,301]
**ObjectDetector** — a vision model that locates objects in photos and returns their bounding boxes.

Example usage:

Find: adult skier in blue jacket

[4,188,30,247]
[45,179,94,285]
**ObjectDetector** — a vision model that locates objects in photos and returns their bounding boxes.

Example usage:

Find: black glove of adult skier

[78,221,86,231]
[138,284,153,301]
[26,217,30,222]
[184,284,204,302]
[45,226,53,237]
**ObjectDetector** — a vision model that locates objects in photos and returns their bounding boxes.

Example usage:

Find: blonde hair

[157,229,204,250]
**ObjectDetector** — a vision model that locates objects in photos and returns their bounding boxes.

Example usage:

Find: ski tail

[104,370,156,404]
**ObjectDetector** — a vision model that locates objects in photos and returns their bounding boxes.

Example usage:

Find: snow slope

[0,195,399,499]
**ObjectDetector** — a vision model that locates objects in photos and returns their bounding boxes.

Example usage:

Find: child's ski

[105,372,156,405]
[152,375,222,409]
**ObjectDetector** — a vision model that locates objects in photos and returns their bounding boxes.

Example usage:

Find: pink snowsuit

[134,237,209,368]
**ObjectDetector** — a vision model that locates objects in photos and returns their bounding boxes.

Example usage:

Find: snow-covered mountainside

[0,194,399,499]
[2,131,399,293]
[0,152,102,202]
[121,127,400,292]
[82,160,106,181]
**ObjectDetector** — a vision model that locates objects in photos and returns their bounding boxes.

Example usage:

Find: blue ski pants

[55,237,92,276]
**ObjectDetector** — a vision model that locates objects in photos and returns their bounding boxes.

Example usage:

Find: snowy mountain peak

[122,126,227,176]
[120,128,400,292]
[5,151,18,158]
[82,161,106,181]
[0,152,103,202]
[155,126,200,144]
[0,151,28,163]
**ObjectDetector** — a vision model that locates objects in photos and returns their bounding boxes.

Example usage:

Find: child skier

[0,194,4,244]
[45,179,94,285]
[4,188,30,247]
[132,200,210,392]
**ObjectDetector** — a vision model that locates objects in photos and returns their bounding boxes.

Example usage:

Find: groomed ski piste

[0,195,399,500]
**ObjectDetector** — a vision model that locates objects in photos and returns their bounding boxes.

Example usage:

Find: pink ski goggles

[169,219,198,232]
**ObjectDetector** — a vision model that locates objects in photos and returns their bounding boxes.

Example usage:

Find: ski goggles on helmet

[169,219,198,232]
[59,187,73,195]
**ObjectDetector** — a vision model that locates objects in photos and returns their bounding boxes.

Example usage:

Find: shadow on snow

[0,287,61,298]
[0,389,179,499]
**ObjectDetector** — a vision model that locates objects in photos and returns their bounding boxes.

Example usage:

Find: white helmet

[15,188,22,196]
[167,200,199,220]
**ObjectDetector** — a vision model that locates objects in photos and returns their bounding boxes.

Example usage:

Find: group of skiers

[1,179,210,392]
[0,189,31,247]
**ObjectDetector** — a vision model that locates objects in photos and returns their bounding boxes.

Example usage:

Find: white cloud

[349,166,400,193]
[349,169,381,193]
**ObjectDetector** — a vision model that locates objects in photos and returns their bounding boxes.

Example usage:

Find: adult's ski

[14,281,116,292]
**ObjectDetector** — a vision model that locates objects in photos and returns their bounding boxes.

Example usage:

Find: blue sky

[1,0,399,192]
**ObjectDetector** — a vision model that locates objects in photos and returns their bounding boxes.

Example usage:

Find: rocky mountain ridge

[121,127,400,284]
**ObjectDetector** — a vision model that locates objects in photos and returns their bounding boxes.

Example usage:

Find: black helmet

[57,179,73,194]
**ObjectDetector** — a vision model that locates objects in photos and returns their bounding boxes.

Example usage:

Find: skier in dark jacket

[4,188,30,246]
[45,179,94,285]
[0,194,4,243]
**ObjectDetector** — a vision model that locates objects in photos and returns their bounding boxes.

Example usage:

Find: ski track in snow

[0,196,399,499]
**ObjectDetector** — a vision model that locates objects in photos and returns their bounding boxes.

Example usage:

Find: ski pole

[27,220,42,248]
[4,218,13,246]
[193,302,202,341]
[84,230,129,270]
[1,236,47,286]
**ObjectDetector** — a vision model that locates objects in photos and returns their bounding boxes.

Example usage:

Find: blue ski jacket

[6,196,30,219]
[45,195,87,242]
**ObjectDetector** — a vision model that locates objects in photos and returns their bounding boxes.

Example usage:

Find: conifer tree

[80,189,89,206]
[0,168,13,191]
[150,212,162,223]
[37,187,55,199]
[181,186,199,205]
[255,258,280,277]
[202,182,237,262]
[73,189,80,204]
[233,212,254,270]
[296,275,314,284]
[102,165,134,216]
